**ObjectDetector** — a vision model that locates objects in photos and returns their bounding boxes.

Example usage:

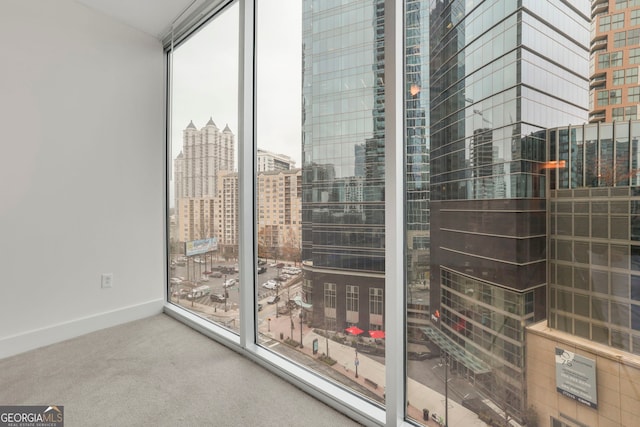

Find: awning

[420,326,491,375]
[345,326,364,336]
[292,295,313,309]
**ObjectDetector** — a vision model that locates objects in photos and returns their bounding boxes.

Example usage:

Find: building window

[614,69,625,86]
[324,282,336,309]
[629,29,640,46]
[611,89,622,104]
[615,0,640,8]
[613,107,624,121]
[599,15,611,32]
[601,51,624,68]
[627,67,639,84]
[633,9,640,26]
[598,52,609,69]
[612,51,623,66]
[631,48,640,64]
[613,13,625,30]
[614,31,626,48]
[598,90,610,106]
[630,87,640,103]
[369,288,383,316]
[346,285,359,312]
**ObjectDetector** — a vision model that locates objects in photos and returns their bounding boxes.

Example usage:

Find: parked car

[210,293,226,302]
[209,271,223,278]
[172,288,189,298]
[258,303,263,311]
[223,279,237,288]
[257,266,267,274]
[262,280,278,290]
[266,295,280,304]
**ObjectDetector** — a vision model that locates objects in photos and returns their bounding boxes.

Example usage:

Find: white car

[262,280,278,290]
[170,277,182,284]
[223,279,237,288]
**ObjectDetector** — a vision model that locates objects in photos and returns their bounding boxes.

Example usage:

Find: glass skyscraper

[301,0,430,332]
[301,0,386,331]
[428,0,590,419]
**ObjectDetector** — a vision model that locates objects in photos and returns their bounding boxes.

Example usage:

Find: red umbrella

[369,330,385,339]
[345,326,364,336]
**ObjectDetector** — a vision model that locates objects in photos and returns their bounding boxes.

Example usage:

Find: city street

[168,257,487,426]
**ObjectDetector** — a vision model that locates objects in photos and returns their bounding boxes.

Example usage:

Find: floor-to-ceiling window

[168,1,242,333]
[164,2,640,427]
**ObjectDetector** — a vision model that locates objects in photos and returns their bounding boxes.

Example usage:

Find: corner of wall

[0,299,165,360]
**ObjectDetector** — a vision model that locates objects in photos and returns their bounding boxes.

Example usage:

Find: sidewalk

[264,313,486,427]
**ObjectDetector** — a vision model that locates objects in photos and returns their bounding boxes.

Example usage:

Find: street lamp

[223,274,228,312]
[441,341,450,427]
[299,311,304,348]
[355,348,359,378]
[275,282,280,318]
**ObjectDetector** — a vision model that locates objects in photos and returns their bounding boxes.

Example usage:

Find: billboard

[555,347,598,409]
[185,238,218,256]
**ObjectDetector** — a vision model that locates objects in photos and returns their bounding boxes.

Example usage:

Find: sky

[170,0,302,169]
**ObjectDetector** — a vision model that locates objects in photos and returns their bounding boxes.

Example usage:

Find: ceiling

[74,0,202,39]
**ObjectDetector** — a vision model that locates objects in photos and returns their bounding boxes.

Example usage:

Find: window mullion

[238,0,256,349]
[384,0,406,425]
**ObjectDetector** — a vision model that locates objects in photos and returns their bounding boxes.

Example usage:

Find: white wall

[0,0,165,358]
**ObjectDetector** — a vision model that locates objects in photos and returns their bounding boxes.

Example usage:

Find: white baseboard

[0,299,165,359]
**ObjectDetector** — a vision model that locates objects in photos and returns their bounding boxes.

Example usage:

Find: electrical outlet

[101,273,113,288]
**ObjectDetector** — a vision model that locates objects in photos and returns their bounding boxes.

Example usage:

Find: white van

[190,285,211,299]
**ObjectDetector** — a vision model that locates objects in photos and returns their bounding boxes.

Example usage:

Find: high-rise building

[301,0,430,332]
[405,0,431,291]
[176,197,216,243]
[174,118,235,243]
[525,120,640,426]
[207,167,302,260]
[547,120,640,350]
[257,149,296,172]
[590,0,640,123]
[428,0,590,419]
[257,169,303,263]
[301,0,386,331]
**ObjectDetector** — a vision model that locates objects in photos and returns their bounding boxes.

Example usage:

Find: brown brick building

[590,0,640,123]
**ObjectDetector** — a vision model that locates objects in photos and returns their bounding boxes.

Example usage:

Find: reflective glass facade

[548,121,640,353]
[405,0,430,289]
[429,0,589,419]
[301,0,387,331]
